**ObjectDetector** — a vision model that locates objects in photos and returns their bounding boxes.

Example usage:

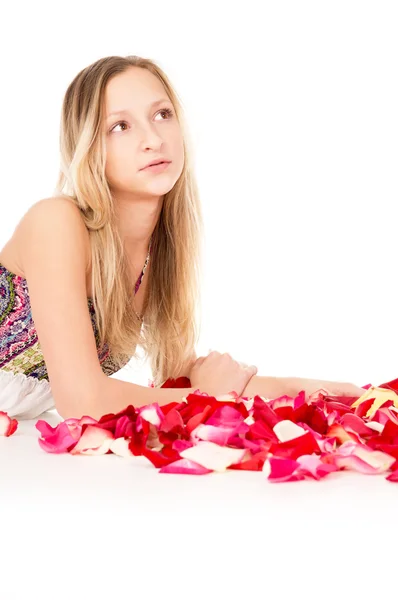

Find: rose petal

[373,407,398,427]
[365,421,385,433]
[137,403,165,429]
[262,456,304,482]
[159,458,213,474]
[180,441,248,472]
[331,441,396,473]
[159,407,185,433]
[269,390,307,412]
[190,412,247,446]
[351,387,398,418]
[273,420,307,442]
[69,425,114,455]
[269,431,320,460]
[296,454,339,479]
[252,396,281,428]
[172,439,194,453]
[109,437,134,457]
[37,421,79,453]
[248,419,279,442]
[228,450,268,471]
[214,391,240,403]
[386,470,398,482]
[0,411,18,437]
[340,414,376,438]
[206,405,245,427]
[142,445,181,468]
[326,424,361,445]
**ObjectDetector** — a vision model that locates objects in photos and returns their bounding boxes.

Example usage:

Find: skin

[102,66,185,270]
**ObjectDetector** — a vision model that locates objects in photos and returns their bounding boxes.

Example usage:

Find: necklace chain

[132,235,153,322]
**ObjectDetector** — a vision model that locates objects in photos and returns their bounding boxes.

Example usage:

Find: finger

[244,364,258,375]
[193,356,206,368]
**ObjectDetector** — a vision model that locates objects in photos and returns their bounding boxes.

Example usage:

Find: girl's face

[103,66,184,199]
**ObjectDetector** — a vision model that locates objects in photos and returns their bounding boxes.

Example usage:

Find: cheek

[105,147,138,182]
[171,137,185,172]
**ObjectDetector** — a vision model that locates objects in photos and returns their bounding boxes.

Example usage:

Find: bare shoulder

[14,196,91,278]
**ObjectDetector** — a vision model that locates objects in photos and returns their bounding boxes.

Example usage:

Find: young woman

[0,55,365,421]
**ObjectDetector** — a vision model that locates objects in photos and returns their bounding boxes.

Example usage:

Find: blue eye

[110,107,174,133]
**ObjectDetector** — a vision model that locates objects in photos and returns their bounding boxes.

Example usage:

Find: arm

[182,353,364,400]
[19,198,196,421]
[241,375,365,399]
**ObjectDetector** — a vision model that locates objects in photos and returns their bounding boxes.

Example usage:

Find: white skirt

[0,369,56,420]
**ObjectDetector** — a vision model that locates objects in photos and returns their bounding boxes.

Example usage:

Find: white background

[0,2,397,386]
[1,3,398,599]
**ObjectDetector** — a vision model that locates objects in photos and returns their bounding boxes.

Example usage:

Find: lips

[141,160,171,170]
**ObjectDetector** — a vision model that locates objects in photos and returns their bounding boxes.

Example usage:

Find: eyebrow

[106,98,172,120]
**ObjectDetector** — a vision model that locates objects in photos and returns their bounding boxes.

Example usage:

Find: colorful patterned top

[0,262,129,381]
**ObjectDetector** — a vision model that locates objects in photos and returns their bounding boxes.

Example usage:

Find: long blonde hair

[54,55,204,386]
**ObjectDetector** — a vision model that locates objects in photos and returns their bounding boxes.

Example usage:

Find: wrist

[242,375,292,400]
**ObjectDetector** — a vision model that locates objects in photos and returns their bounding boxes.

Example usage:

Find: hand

[322,380,366,398]
[294,377,366,398]
[189,350,258,397]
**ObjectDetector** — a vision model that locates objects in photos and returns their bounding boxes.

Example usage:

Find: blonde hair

[54,55,204,386]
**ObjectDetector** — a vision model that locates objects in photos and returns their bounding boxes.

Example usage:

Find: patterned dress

[0,262,130,419]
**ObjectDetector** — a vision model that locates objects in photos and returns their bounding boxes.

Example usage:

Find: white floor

[0,408,396,600]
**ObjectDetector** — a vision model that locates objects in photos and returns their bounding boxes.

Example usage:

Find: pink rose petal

[190,419,247,446]
[137,403,165,430]
[172,439,194,453]
[159,458,213,474]
[69,425,114,455]
[340,414,376,437]
[180,441,248,472]
[263,454,338,482]
[331,441,396,474]
[36,421,79,453]
[296,454,339,479]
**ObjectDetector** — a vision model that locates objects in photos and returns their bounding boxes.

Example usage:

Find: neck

[112,192,163,259]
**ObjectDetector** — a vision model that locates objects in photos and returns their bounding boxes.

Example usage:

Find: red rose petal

[0,411,18,437]
[263,456,304,482]
[142,445,181,468]
[228,450,268,471]
[353,397,377,419]
[340,414,376,438]
[269,431,320,460]
[386,470,398,482]
[252,396,281,428]
[159,407,185,434]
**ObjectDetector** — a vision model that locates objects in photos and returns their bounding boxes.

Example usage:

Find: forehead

[104,67,170,115]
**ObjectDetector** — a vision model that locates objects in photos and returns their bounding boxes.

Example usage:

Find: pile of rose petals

[3,375,398,483]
